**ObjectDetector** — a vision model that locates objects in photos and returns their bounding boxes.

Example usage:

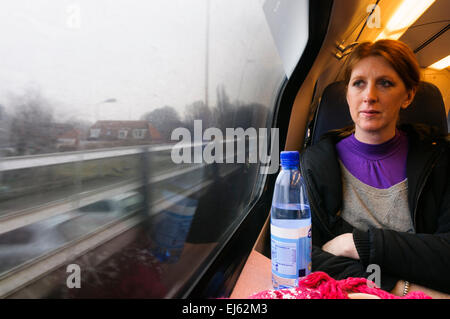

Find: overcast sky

[0,0,281,124]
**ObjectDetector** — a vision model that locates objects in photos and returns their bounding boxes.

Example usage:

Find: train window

[0,0,286,298]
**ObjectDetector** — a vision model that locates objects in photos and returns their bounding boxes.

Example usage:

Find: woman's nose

[363,83,378,104]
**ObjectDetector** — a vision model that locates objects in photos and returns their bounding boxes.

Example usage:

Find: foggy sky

[0,0,280,124]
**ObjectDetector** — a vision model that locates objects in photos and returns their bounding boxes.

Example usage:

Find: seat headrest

[310,81,448,145]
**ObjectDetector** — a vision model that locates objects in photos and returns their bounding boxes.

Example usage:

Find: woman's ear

[401,88,416,109]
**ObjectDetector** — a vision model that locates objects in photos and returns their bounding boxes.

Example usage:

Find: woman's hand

[322,233,360,260]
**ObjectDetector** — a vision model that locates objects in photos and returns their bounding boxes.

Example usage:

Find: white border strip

[0,137,248,172]
[0,147,145,171]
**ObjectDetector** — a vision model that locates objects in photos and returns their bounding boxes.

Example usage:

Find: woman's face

[346,55,414,144]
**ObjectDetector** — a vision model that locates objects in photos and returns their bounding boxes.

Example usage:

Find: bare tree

[184,100,214,129]
[215,85,235,131]
[9,89,57,155]
[141,105,183,142]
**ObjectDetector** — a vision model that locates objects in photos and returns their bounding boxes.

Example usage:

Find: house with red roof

[88,121,162,143]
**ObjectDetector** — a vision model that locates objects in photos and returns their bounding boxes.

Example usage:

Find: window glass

[0,0,290,298]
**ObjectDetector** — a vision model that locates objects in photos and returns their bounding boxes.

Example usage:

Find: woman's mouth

[360,110,381,117]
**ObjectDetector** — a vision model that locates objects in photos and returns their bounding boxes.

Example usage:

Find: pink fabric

[249,272,431,299]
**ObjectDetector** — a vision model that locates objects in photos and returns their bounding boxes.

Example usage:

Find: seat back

[309,81,448,145]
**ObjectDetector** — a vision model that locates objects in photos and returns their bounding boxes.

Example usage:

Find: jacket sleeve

[353,173,450,294]
[354,229,450,294]
[310,200,400,291]
[312,245,399,291]
[312,219,399,291]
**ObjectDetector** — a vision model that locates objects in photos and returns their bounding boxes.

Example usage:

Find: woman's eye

[352,80,364,87]
[379,79,394,87]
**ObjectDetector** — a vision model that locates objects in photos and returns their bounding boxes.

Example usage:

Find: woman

[301,40,450,297]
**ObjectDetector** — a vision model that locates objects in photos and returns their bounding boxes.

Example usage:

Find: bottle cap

[280,151,299,168]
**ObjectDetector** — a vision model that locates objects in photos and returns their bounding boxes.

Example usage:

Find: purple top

[335,130,408,189]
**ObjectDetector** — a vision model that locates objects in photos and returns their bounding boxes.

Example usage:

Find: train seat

[309,81,448,146]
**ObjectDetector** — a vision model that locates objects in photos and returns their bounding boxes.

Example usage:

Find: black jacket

[300,124,450,293]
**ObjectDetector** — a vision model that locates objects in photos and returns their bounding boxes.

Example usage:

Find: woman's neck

[354,127,397,145]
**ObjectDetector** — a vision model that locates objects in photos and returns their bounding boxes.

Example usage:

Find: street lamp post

[95,98,117,121]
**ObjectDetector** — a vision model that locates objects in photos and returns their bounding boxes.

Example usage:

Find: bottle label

[271,223,311,280]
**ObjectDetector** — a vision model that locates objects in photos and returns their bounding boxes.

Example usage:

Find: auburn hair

[343,40,421,92]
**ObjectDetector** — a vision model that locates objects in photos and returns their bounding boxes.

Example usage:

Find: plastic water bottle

[271,151,312,289]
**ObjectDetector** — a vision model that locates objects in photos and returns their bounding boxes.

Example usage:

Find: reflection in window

[0,0,288,298]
